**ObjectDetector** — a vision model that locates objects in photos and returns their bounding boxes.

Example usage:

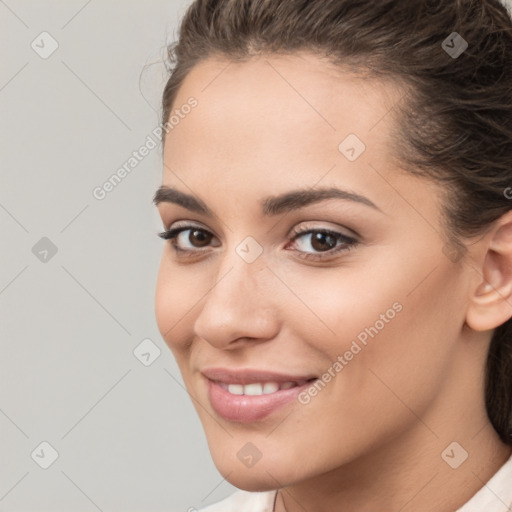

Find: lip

[202,367,318,423]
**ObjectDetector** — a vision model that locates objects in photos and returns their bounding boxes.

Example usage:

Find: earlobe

[465,211,512,332]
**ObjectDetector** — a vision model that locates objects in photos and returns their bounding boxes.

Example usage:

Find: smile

[202,368,318,423]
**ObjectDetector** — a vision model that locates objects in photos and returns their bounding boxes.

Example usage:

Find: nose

[193,253,280,350]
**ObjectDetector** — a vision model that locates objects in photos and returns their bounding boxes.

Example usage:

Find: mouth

[201,368,318,423]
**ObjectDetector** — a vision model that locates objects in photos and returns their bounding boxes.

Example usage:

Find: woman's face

[154,53,475,489]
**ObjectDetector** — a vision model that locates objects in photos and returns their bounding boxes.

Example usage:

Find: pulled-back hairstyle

[161,0,512,444]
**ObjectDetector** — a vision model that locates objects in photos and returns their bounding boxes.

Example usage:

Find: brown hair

[161,0,512,444]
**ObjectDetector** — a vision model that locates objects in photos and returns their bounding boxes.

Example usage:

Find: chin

[210,450,304,492]
[221,471,282,493]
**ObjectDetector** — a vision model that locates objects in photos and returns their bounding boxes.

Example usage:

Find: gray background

[0,1,238,511]
[3,1,512,512]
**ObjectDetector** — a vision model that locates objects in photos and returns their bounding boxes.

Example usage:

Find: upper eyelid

[163,220,218,237]
[289,223,357,239]
[166,219,357,236]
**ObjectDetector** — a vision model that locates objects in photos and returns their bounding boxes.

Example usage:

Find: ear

[466,209,512,332]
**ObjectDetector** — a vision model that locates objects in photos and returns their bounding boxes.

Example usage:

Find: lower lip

[206,377,317,423]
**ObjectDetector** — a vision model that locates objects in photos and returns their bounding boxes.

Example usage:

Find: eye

[158,225,219,254]
[158,224,358,261]
[287,227,358,261]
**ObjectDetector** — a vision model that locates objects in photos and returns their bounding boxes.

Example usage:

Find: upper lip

[201,367,318,385]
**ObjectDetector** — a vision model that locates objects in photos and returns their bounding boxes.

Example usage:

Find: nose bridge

[193,239,279,346]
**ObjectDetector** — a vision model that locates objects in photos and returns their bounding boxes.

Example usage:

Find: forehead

[171,52,400,132]
[160,53,439,226]
[166,53,401,170]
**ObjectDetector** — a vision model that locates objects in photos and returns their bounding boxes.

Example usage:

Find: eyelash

[158,224,358,261]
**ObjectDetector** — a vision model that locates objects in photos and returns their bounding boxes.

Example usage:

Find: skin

[154,53,512,512]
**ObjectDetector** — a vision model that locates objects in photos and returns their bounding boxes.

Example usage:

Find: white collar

[456,450,512,511]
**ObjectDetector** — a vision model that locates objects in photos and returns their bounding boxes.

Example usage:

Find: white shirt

[197,452,512,512]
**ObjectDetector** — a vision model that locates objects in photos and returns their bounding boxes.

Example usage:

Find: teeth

[225,381,301,395]
[244,383,263,395]
[263,382,279,394]
[227,384,244,395]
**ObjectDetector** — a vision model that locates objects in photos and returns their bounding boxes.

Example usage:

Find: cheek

[286,251,464,412]
[278,262,402,353]
[154,255,201,354]
[345,267,462,413]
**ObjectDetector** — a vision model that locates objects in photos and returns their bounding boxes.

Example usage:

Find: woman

[153,0,512,510]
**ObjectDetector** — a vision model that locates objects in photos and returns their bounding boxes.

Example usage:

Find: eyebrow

[153,185,381,216]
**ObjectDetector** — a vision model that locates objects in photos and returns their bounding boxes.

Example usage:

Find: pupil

[312,232,336,251]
